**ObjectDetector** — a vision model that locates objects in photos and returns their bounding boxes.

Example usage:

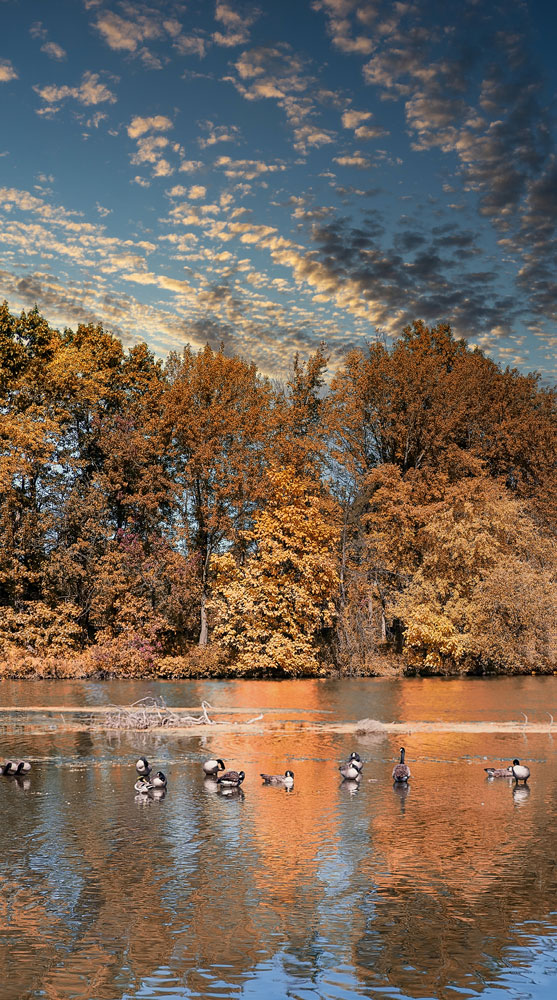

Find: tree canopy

[1,305,555,676]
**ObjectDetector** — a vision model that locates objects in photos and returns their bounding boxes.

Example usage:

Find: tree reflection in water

[1,680,556,1000]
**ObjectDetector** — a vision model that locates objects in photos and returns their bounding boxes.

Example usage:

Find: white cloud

[34,71,117,108]
[41,41,67,61]
[188,185,207,199]
[127,115,173,139]
[95,10,162,52]
[0,60,18,83]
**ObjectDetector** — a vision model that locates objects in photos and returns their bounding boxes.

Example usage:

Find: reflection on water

[1,680,556,1000]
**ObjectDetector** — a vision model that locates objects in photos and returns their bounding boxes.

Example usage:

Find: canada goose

[1,760,30,776]
[392,747,411,783]
[134,777,153,794]
[203,758,225,777]
[260,770,294,787]
[484,765,513,778]
[347,752,363,772]
[151,771,167,789]
[511,759,530,784]
[136,756,152,776]
[339,762,362,781]
[217,769,245,787]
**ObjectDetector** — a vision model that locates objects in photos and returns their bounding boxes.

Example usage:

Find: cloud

[198,121,241,148]
[334,151,371,168]
[41,41,67,61]
[213,2,260,48]
[214,156,286,180]
[0,60,18,82]
[179,159,204,172]
[94,9,162,52]
[127,115,173,139]
[34,71,117,109]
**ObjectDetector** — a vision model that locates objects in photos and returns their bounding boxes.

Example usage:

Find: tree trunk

[198,546,211,647]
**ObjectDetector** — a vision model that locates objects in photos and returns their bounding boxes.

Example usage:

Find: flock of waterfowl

[1,749,531,796]
[126,747,530,799]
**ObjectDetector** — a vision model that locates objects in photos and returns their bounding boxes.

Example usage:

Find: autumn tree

[211,464,340,675]
[162,344,273,645]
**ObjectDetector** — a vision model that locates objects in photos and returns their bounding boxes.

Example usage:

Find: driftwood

[103,697,214,730]
[354,718,385,734]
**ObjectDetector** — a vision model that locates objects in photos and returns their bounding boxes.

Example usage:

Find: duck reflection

[513,784,531,805]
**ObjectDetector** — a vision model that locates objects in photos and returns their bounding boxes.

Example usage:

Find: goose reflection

[392,780,410,813]
[203,777,220,794]
[14,776,31,792]
[218,785,245,799]
[513,784,531,805]
[340,778,361,796]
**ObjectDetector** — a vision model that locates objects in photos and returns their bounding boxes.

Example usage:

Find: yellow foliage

[211,464,340,675]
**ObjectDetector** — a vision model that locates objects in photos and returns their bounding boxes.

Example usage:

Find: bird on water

[339,761,362,781]
[136,756,152,777]
[203,758,225,777]
[217,769,245,788]
[260,770,294,787]
[392,747,411,783]
[511,759,530,784]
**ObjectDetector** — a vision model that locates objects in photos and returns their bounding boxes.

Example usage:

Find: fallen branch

[103,697,214,729]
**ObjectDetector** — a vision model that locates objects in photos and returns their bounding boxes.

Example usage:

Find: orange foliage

[0,305,555,676]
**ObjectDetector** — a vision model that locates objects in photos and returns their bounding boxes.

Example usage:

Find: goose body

[347,752,363,773]
[134,777,153,794]
[203,758,225,777]
[392,747,411,783]
[260,770,294,787]
[511,759,530,784]
[484,766,513,778]
[151,771,167,789]
[217,769,245,788]
[339,762,361,781]
[135,756,152,776]
[2,760,30,776]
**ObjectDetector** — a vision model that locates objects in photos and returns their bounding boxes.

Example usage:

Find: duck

[15,760,31,774]
[392,747,411,783]
[217,769,245,788]
[484,765,513,778]
[151,771,167,789]
[135,756,152,777]
[260,770,294,787]
[339,762,362,781]
[134,777,153,794]
[203,757,225,777]
[1,761,17,776]
[511,758,530,784]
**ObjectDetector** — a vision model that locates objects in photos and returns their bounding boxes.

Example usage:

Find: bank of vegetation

[0,303,555,679]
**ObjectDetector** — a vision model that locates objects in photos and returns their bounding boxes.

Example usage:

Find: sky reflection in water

[1,678,556,1000]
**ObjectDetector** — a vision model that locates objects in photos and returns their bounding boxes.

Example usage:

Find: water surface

[1,678,556,1000]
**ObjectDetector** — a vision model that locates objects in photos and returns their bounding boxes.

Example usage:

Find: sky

[1,0,556,379]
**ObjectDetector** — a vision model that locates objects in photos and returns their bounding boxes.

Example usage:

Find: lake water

[1,677,556,1000]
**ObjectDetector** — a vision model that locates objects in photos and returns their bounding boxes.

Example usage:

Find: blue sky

[1,0,556,378]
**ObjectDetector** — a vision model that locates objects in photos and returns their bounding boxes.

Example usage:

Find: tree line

[1,302,555,676]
